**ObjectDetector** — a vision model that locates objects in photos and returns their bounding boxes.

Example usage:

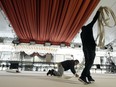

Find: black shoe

[78,77,90,84]
[47,70,51,76]
[88,76,95,82]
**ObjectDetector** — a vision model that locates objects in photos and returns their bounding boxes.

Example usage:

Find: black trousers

[81,48,96,79]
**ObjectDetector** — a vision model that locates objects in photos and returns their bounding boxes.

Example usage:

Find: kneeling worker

[47,59,79,77]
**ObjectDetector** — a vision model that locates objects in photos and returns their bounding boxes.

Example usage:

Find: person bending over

[78,10,100,84]
[47,60,79,77]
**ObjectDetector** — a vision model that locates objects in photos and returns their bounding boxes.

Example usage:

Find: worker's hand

[98,6,103,12]
[75,73,79,77]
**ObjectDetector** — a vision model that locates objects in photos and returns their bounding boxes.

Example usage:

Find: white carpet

[0,71,116,87]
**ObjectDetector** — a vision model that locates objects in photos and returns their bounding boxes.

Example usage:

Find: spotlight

[60,43,65,47]
[30,41,35,45]
[45,42,51,46]
[70,43,75,48]
[12,39,20,45]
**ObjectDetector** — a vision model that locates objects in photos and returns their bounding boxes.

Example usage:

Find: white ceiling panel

[73,0,116,47]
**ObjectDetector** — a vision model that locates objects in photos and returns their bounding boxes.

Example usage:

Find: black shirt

[61,60,76,74]
[80,11,100,50]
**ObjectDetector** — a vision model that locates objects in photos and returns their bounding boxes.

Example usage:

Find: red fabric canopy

[0,0,100,45]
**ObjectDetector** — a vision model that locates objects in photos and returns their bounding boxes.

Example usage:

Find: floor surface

[0,70,116,87]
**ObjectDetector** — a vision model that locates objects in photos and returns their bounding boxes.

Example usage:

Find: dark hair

[74,60,79,63]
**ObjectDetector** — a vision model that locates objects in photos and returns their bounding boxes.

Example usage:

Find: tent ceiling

[0,0,99,45]
[0,0,116,48]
